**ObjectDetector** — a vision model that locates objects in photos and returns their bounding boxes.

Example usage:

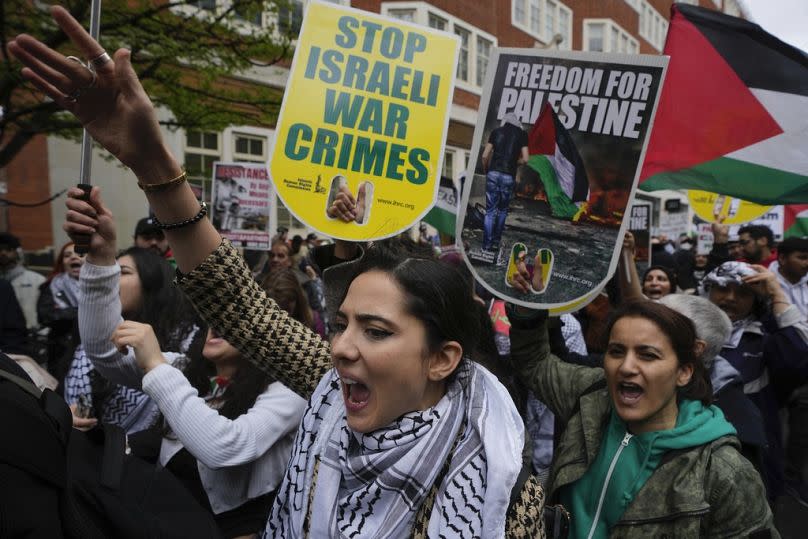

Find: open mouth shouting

[616,381,644,406]
[341,376,371,413]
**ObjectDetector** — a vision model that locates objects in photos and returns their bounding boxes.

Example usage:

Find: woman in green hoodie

[510,300,778,538]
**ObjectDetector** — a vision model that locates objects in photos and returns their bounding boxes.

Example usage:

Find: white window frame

[583,18,639,53]
[623,0,641,12]
[232,132,268,164]
[443,145,469,182]
[511,0,573,49]
[183,130,221,204]
[639,1,668,51]
[381,2,497,94]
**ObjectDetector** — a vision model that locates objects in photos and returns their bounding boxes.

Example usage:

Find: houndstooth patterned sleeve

[505,475,546,538]
[176,240,331,399]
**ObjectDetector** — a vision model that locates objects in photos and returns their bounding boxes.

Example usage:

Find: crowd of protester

[2,5,808,539]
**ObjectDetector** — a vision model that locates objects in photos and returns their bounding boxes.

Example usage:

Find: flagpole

[74,0,102,255]
[622,250,632,284]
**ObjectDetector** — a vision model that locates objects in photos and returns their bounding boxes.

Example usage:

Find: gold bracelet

[137,170,187,192]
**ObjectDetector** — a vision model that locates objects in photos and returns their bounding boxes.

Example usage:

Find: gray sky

[740,0,808,52]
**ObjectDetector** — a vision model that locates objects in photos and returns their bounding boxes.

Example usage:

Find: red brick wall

[3,134,53,249]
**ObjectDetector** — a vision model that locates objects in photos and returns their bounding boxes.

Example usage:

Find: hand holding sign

[326,180,372,224]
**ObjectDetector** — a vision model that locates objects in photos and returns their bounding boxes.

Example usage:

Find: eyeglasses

[737,239,752,245]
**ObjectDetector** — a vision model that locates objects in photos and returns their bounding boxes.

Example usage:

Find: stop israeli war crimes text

[283,15,447,185]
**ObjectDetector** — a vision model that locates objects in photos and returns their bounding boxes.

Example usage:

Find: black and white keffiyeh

[264,359,524,538]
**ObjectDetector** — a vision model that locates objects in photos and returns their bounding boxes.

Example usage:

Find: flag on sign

[422,176,458,236]
[639,4,808,205]
[526,102,589,219]
[784,205,808,238]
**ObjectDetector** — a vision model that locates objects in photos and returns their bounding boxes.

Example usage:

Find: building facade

[2,0,744,251]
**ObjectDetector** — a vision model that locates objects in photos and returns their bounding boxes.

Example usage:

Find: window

[639,1,667,51]
[558,8,570,49]
[380,2,496,93]
[428,13,447,30]
[586,23,604,52]
[442,151,454,179]
[455,26,470,82]
[278,0,303,35]
[584,19,638,53]
[476,36,492,86]
[514,0,526,24]
[529,1,541,35]
[198,0,216,11]
[185,131,221,204]
[512,1,572,49]
[388,9,415,22]
[545,0,556,39]
[233,133,267,163]
[276,195,305,231]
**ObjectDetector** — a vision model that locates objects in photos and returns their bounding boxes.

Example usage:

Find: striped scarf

[264,359,524,538]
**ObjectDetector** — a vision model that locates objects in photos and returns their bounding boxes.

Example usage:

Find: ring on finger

[89,51,112,69]
[64,56,98,102]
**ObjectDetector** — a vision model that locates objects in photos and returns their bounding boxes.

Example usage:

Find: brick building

[2,0,744,252]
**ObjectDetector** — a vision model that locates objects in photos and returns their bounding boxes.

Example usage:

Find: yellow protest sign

[688,190,772,225]
[269,1,459,241]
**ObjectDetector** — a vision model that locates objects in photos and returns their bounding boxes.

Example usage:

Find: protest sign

[210,162,272,249]
[727,206,784,241]
[269,1,459,241]
[696,223,713,255]
[458,49,667,309]
[629,201,652,275]
[422,176,458,237]
[687,189,771,224]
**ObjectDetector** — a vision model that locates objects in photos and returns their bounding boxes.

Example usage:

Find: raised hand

[64,186,117,265]
[622,230,636,255]
[8,6,174,182]
[111,321,166,373]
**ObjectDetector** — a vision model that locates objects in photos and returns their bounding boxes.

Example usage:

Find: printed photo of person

[506,243,553,294]
[325,176,373,225]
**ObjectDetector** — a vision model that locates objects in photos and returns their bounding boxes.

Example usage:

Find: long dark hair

[339,241,481,362]
[118,247,197,351]
[604,300,713,405]
[261,268,314,329]
[182,325,273,420]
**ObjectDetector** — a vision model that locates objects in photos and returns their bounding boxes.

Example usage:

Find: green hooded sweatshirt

[559,399,736,539]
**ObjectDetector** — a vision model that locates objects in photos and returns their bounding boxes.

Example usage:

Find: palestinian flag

[527,102,589,219]
[784,204,808,238]
[639,4,808,205]
[423,176,457,236]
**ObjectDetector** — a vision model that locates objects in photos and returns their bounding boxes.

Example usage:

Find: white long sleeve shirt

[79,261,307,513]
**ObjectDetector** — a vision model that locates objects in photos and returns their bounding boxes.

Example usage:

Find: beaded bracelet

[137,171,187,192]
[152,202,207,230]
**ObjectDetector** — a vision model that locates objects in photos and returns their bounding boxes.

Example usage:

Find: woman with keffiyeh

[20,7,546,537]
